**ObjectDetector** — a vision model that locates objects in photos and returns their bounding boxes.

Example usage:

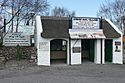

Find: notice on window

[115,42,121,52]
[39,42,49,51]
[72,47,81,53]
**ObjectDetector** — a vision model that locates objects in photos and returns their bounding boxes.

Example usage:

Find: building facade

[35,16,123,66]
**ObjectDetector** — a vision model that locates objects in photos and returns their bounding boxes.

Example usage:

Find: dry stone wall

[0,46,37,63]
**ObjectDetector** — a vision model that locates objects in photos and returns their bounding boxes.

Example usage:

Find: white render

[102,39,105,64]
[35,16,50,66]
[70,39,81,65]
[35,16,70,66]
[112,38,123,64]
[105,18,123,64]
[35,16,123,66]
[94,40,101,64]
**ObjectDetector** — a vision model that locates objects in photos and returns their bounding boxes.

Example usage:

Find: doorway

[81,39,95,62]
[50,39,67,64]
[105,39,113,62]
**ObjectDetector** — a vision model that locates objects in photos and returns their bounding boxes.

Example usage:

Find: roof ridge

[41,16,71,20]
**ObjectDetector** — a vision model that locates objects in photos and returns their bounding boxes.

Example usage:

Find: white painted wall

[94,40,101,64]
[105,18,123,64]
[94,38,123,64]
[37,38,69,66]
[35,16,51,66]
[35,16,43,48]
[37,38,51,66]
[102,39,105,64]
[112,37,123,64]
[35,16,70,66]
[35,16,123,66]
[70,39,81,65]
[70,39,104,65]
[65,39,70,65]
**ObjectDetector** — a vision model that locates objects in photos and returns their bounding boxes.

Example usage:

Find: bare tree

[97,0,125,32]
[0,0,50,32]
[0,0,50,48]
[51,6,75,17]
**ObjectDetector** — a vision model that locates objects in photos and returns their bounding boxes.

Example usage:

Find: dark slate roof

[102,19,121,38]
[41,16,71,38]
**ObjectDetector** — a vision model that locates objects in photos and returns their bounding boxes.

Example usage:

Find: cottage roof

[102,19,121,38]
[40,16,121,38]
[41,16,71,38]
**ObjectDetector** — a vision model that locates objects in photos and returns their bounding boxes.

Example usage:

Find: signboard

[69,29,105,39]
[115,41,121,52]
[72,17,100,29]
[39,42,49,51]
[20,25,34,35]
[3,33,31,46]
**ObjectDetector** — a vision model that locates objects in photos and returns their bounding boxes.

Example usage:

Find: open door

[89,39,95,62]
[81,39,95,62]
[50,39,67,64]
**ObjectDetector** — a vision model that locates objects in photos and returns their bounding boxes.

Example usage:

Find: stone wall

[0,46,37,63]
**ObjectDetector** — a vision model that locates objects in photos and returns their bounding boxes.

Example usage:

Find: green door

[89,40,95,62]
[105,39,112,62]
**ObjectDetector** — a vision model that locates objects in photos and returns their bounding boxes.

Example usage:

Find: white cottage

[35,16,123,66]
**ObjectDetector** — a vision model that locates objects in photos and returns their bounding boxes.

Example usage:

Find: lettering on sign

[72,17,100,29]
[3,33,30,46]
[22,26,34,35]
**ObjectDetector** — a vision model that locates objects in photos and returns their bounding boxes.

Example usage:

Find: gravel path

[0,60,125,83]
